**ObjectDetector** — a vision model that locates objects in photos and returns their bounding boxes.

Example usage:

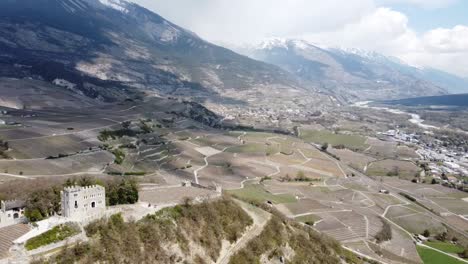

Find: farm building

[0,200,27,228]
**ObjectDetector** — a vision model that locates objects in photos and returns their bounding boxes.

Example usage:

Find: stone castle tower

[61,185,106,222]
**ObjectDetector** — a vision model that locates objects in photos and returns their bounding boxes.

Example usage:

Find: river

[353,101,439,130]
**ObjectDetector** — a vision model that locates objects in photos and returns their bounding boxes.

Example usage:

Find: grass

[295,214,321,224]
[424,241,465,255]
[25,224,80,251]
[300,130,367,151]
[417,245,465,264]
[225,143,266,154]
[227,184,296,204]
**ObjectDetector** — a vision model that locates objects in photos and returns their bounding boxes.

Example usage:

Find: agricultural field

[227,184,296,204]
[367,159,421,179]
[294,214,321,224]
[424,241,465,255]
[417,246,465,264]
[389,211,446,234]
[139,186,217,205]
[299,129,368,151]
[0,151,112,176]
[364,137,407,159]
[328,148,375,172]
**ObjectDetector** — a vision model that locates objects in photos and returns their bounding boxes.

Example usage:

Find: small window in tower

[91,202,96,208]
[74,201,78,208]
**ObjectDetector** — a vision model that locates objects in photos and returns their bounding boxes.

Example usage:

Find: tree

[436,232,448,242]
[25,208,44,222]
[431,178,438,184]
[107,178,139,206]
[375,218,392,243]
[422,229,430,238]
[321,143,329,151]
[121,121,131,129]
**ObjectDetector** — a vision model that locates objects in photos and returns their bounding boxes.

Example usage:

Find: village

[380,129,468,191]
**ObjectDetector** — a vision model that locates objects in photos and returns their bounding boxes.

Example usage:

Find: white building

[61,185,106,223]
[0,200,27,228]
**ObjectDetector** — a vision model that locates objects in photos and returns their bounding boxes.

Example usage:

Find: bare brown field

[268,153,304,166]
[329,148,375,171]
[396,145,419,159]
[390,212,446,234]
[0,151,112,176]
[364,138,398,158]
[444,215,468,231]
[278,198,331,216]
[367,193,404,209]
[367,159,420,179]
[301,159,344,177]
[0,128,43,141]
[430,197,468,215]
[139,186,216,205]
[298,147,330,160]
[8,134,97,159]
[386,205,419,219]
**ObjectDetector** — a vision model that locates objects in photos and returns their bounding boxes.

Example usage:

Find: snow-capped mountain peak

[258,38,290,50]
[256,38,327,51]
[79,0,129,13]
[98,0,129,13]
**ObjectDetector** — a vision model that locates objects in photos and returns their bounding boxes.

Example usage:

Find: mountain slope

[239,38,449,102]
[382,93,468,107]
[0,0,326,109]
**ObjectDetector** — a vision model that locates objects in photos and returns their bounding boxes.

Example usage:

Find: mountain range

[237,38,468,102]
[0,0,466,110]
[0,0,324,110]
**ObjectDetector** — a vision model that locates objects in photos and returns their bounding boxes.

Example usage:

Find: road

[217,200,271,264]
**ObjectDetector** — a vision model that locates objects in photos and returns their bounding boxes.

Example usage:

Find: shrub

[25,224,80,251]
[423,229,431,238]
[111,149,125,165]
[51,198,253,264]
[321,142,329,151]
[375,218,392,243]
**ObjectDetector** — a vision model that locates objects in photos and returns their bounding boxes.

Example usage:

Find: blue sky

[384,1,468,32]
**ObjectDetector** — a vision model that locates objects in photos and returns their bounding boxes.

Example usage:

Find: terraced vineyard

[0,224,30,259]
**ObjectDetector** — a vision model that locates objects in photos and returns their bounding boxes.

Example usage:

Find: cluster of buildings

[0,185,106,229]
[380,129,468,190]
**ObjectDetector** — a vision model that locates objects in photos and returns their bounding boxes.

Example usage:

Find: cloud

[302,8,420,53]
[130,0,375,43]
[129,0,468,77]
[423,25,468,53]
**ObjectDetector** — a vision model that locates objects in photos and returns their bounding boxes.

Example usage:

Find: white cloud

[299,8,468,77]
[302,8,420,54]
[423,25,468,53]
[129,0,468,77]
[130,0,375,43]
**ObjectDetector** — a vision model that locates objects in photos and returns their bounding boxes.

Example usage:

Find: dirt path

[217,200,271,264]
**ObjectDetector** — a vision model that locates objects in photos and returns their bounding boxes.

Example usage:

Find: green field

[300,130,367,150]
[227,184,296,204]
[25,224,80,251]
[424,241,465,255]
[417,246,465,264]
[295,214,321,224]
[225,143,269,154]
